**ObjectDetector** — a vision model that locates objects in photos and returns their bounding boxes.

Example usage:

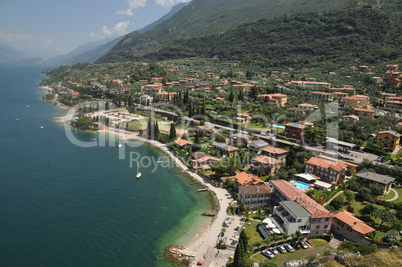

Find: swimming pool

[273,124,285,129]
[293,181,312,191]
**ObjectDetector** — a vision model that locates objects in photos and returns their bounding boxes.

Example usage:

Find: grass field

[241,220,264,244]
[251,239,331,266]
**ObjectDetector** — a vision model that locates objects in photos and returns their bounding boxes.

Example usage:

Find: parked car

[277,245,286,253]
[375,156,383,162]
[284,243,294,253]
[299,241,308,249]
[268,247,279,255]
[262,250,274,259]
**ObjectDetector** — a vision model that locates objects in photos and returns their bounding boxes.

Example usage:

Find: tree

[233,231,252,267]
[345,191,355,203]
[383,231,400,244]
[259,261,278,267]
[229,89,235,102]
[347,176,360,192]
[329,196,344,210]
[169,122,176,140]
[75,116,93,128]
[373,209,397,228]
[357,187,372,202]
[359,203,378,218]
[369,184,385,196]
[154,121,160,139]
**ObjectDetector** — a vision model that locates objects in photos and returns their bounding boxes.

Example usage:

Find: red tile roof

[227,171,264,186]
[333,210,375,234]
[271,180,333,219]
[252,155,281,166]
[262,146,288,155]
[174,139,192,147]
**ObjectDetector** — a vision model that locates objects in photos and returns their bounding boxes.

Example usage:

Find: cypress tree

[169,123,176,140]
[154,121,159,139]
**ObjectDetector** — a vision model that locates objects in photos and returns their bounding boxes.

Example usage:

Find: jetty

[202,211,216,216]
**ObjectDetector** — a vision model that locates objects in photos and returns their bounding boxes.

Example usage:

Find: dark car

[277,245,286,253]
[284,243,294,253]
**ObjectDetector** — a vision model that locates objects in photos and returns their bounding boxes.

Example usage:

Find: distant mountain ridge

[0,42,43,65]
[43,2,187,66]
[96,0,353,63]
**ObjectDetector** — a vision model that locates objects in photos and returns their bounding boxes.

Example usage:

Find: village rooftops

[252,155,281,165]
[270,180,333,219]
[355,170,395,185]
[332,210,375,235]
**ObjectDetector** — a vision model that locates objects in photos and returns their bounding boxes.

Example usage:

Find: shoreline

[38,87,235,265]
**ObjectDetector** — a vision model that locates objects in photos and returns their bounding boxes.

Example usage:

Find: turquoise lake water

[0,65,212,266]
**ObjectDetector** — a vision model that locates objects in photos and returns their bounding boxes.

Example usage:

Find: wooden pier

[202,211,216,216]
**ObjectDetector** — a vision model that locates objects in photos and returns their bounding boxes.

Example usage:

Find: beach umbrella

[198,260,203,265]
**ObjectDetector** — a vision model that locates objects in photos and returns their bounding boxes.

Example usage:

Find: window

[324,225,328,229]
[325,218,329,222]
[316,225,320,229]
[297,219,302,223]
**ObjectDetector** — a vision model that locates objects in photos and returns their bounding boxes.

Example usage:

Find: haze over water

[0,65,212,266]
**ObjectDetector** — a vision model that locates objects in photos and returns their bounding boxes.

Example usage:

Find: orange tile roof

[354,108,375,113]
[262,146,288,155]
[306,157,346,172]
[232,172,264,186]
[174,139,192,147]
[333,210,375,234]
[271,180,333,219]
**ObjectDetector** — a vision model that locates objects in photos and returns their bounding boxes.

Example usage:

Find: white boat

[16,118,20,121]
[26,105,29,108]
[40,126,44,129]
[118,144,122,148]
[136,164,142,179]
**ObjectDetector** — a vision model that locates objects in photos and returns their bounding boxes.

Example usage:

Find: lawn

[127,119,148,130]
[241,121,269,130]
[240,220,264,244]
[382,187,402,203]
[251,239,331,266]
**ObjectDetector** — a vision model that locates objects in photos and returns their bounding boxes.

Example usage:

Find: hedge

[308,234,331,242]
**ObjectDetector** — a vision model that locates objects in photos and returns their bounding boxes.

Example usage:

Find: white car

[262,250,274,259]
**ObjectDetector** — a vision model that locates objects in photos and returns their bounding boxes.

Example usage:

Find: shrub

[338,241,377,255]
[346,205,354,213]
[308,234,331,242]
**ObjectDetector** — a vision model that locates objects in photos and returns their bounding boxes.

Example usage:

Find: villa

[238,185,272,209]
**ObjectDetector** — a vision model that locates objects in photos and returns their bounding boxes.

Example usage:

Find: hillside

[97,0,352,63]
[142,8,402,68]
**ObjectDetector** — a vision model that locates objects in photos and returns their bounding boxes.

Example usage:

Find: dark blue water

[0,65,212,266]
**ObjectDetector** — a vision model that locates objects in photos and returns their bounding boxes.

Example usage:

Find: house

[331,210,375,245]
[288,107,306,114]
[232,82,253,92]
[355,170,395,195]
[191,154,221,170]
[317,155,358,177]
[284,123,308,140]
[157,91,179,101]
[71,91,80,98]
[343,95,370,108]
[212,143,239,157]
[291,81,331,89]
[112,79,123,87]
[174,139,192,149]
[270,180,333,235]
[261,146,288,162]
[238,185,272,209]
[376,130,401,151]
[305,157,347,186]
[353,108,375,119]
[271,201,312,235]
[330,87,356,95]
[230,133,251,148]
[222,171,264,186]
[235,113,250,123]
[140,94,153,104]
[248,139,269,153]
[384,96,402,111]
[342,115,359,124]
[311,91,334,102]
[196,125,214,133]
[298,103,319,111]
[257,94,288,106]
[252,155,281,174]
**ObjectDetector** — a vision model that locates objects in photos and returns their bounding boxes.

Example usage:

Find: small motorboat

[90,138,97,141]
[118,143,122,148]
[40,126,44,129]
